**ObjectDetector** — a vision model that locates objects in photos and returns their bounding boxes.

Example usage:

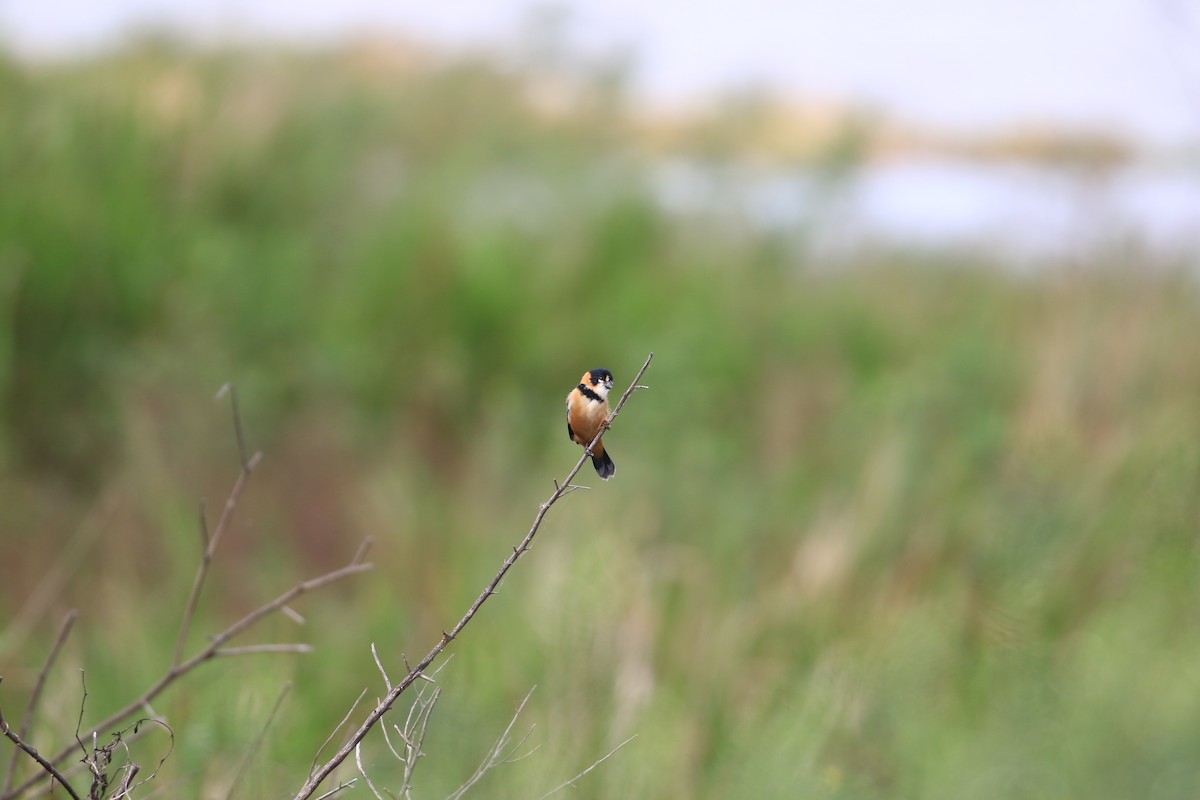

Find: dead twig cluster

[73,675,174,800]
[0,385,373,800]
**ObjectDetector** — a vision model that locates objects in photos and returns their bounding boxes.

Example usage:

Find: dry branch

[293,352,654,800]
[2,556,372,800]
[1,389,373,800]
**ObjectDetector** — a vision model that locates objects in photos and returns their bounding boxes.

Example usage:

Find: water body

[652,158,1200,262]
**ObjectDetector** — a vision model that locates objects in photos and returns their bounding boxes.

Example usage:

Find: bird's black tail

[592,449,615,480]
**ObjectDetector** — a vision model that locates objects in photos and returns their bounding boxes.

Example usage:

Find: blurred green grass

[1,40,1200,799]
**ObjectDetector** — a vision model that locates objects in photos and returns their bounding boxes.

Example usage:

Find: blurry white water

[652,158,1200,262]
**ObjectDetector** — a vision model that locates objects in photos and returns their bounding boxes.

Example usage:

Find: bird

[566,368,616,480]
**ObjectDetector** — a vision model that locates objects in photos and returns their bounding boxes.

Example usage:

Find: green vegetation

[1,40,1199,799]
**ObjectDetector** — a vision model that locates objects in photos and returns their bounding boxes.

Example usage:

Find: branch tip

[352,537,374,565]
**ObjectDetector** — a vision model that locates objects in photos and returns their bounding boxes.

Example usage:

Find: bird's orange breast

[567,391,608,445]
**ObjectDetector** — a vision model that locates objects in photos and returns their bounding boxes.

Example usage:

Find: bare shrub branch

[2,388,373,800]
[390,682,439,799]
[78,717,173,800]
[294,353,654,800]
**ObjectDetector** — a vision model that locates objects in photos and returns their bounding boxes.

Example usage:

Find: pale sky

[3,0,1199,146]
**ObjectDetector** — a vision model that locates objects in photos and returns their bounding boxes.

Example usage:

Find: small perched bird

[566,368,616,480]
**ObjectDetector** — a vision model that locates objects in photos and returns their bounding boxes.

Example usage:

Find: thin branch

[197,499,209,552]
[313,780,358,800]
[281,606,307,625]
[392,684,439,800]
[207,561,373,655]
[293,353,654,800]
[0,682,80,800]
[535,735,638,800]
[72,672,88,758]
[214,644,315,657]
[174,386,263,668]
[354,743,386,800]
[215,383,251,471]
[371,644,392,693]
[225,682,291,800]
[351,538,374,566]
[1,609,77,796]
[309,689,368,780]
[111,763,139,800]
[384,655,451,798]
[445,687,538,800]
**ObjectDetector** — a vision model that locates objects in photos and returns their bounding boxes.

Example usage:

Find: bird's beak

[605,378,614,390]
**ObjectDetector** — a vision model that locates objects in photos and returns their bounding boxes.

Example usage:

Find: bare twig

[391,684,440,799]
[214,644,315,657]
[445,688,539,800]
[383,656,452,800]
[293,353,654,800]
[174,386,263,668]
[351,538,374,566]
[72,672,88,758]
[0,681,81,800]
[371,644,392,693]
[197,501,210,552]
[535,735,638,799]
[111,763,139,800]
[215,383,251,471]
[1,610,77,796]
[309,689,368,780]
[281,606,307,625]
[313,780,358,800]
[354,743,386,800]
[224,682,291,800]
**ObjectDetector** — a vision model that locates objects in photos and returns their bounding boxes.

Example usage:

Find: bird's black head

[587,368,614,388]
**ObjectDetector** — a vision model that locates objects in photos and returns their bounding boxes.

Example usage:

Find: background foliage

[1,39,1199,799]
